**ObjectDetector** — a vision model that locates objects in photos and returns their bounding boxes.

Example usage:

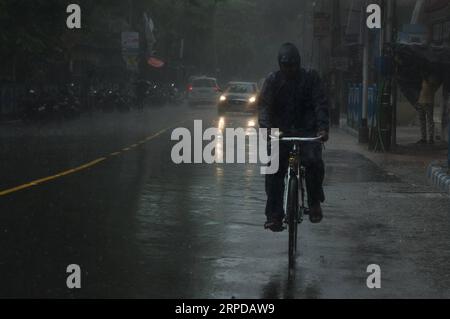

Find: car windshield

[192,79,216,87]
[226,83,256,94]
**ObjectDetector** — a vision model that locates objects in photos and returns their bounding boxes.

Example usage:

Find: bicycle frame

[270,134,322,273]
[270,135,322,224]
[282,141,306,225]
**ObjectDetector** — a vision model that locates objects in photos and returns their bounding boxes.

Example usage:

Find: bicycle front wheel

[287,175,299,271]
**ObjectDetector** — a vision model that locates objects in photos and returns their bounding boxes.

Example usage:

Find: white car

[187,77,221,106]
[217,81,259,115]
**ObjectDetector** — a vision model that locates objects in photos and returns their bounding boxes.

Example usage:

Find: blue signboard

[347,83,378,129]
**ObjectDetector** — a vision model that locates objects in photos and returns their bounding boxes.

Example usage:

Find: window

[227,84,256,94]
[192,79,216,88]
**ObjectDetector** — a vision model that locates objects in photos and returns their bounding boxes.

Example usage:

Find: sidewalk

[334,124,449,195]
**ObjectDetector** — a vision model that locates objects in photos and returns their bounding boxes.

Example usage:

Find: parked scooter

[166,83,183,105]
[114,88,131,113]
[20,88,55,123]
[98,88,116,113]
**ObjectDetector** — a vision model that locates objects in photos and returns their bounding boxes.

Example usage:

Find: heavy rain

[0,0,449,300]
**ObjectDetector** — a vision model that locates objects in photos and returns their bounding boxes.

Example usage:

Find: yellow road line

[0,121,185,197]
[0,158,106,197]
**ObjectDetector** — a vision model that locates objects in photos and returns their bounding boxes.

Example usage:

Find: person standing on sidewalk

[415,66,442,144]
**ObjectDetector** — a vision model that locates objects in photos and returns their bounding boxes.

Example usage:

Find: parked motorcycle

[166,83,183,105]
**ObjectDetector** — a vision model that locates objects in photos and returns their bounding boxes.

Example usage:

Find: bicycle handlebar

[269,135,324,142]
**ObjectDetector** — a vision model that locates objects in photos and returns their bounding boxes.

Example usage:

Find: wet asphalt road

[0,104,449,298]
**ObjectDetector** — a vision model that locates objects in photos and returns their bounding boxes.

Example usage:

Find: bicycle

[270,132,323,274]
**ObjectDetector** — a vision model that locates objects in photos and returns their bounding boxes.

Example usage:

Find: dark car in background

[217,81,259,115]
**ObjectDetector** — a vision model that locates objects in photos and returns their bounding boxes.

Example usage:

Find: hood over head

[278,42,301,68]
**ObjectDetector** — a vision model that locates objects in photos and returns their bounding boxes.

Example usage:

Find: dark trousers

[265,141,325,220]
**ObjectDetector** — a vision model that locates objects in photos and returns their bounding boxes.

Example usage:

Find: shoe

[416,139,427,144]
[428,139,435,145]
[264,217,285,232]
[309,202,323,224]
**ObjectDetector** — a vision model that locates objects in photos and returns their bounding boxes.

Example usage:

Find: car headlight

[249,96,256,103]
[220,95,226,101]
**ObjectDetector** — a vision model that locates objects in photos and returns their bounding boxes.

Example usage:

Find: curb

[427,162,450,195]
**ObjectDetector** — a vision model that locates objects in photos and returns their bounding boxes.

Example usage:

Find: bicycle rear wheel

[287,176,299,271]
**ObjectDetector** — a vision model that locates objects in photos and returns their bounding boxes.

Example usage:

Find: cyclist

[259,42,330,232]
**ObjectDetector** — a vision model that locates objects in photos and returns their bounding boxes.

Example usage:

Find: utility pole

[212,0,219,77]
[378,0,395,151]
[311,1,316,68]
[359,0,369,144]
[447,84,450,173]
[369,0,396,152]
[389,0,398,148]
[331,0,343,126]
[444,78,450,173]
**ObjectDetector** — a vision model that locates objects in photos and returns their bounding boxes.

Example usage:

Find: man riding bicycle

[258,42,330,232]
